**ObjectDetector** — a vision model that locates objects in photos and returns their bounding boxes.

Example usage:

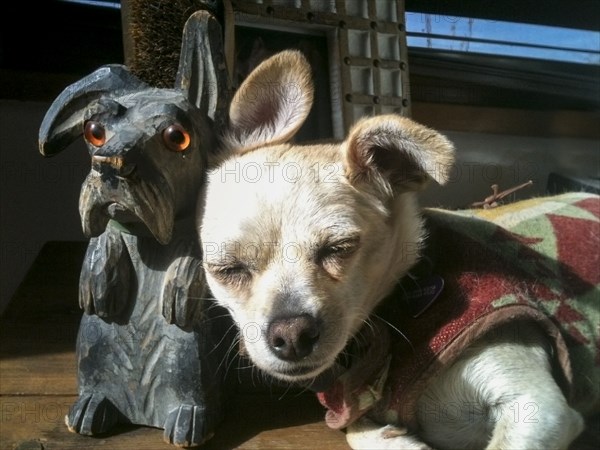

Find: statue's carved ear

[39,65,144,157]
[224,50,314,153]
[175,10,230,129]
[343,115,455,193]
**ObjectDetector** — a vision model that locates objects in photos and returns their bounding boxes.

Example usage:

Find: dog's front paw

[65,393,121,435]
[163,405,214,447]
[380,425,432,449]
[79,232,133,318]
[162,256,206,327]
[347,418,433,450]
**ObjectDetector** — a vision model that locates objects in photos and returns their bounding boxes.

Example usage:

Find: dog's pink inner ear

[225,50,314,152]
[231,95,278,131]
[344,116,455,191]
[347,142,429,190]
[253,102,278,126]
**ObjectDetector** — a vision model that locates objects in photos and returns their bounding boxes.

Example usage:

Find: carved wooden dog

[38,11,231,447]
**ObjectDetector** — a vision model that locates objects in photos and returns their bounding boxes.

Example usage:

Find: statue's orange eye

[84,121,106,147]
[162,124,191,152]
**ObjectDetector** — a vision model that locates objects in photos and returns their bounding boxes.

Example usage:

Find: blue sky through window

[405,12,600,65]
[59,0,121,9]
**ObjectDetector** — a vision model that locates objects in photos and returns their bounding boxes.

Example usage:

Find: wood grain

[0,394,348,450]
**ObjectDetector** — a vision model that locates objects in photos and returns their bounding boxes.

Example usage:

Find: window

[406,13,599,65]
[404,0,600,111]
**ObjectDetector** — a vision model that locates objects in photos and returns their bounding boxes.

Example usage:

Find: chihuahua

[198,50,596,449]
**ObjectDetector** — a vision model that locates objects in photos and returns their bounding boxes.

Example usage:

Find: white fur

[346,323,584,449]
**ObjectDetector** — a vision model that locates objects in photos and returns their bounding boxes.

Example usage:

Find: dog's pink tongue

[313,319,391,429]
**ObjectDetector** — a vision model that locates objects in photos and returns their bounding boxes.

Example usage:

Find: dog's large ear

[343,115,455,193]
[224,50,314,152]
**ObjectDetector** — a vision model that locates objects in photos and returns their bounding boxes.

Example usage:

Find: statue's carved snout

[92,155,136,178]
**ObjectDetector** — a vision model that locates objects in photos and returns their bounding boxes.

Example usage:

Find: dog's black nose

[267,314,320,361]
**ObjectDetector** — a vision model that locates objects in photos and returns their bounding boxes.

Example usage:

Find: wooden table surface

[2,242,598,450]
[0,242,349,450]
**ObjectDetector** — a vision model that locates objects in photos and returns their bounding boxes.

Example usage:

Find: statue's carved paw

[163,404,214,447]
[79,232,133,318]
[65,393,121,435]
[162,256,206,328]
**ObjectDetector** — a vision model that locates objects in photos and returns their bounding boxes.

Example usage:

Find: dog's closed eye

[316,236,360,280]
[205,260,252,286]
